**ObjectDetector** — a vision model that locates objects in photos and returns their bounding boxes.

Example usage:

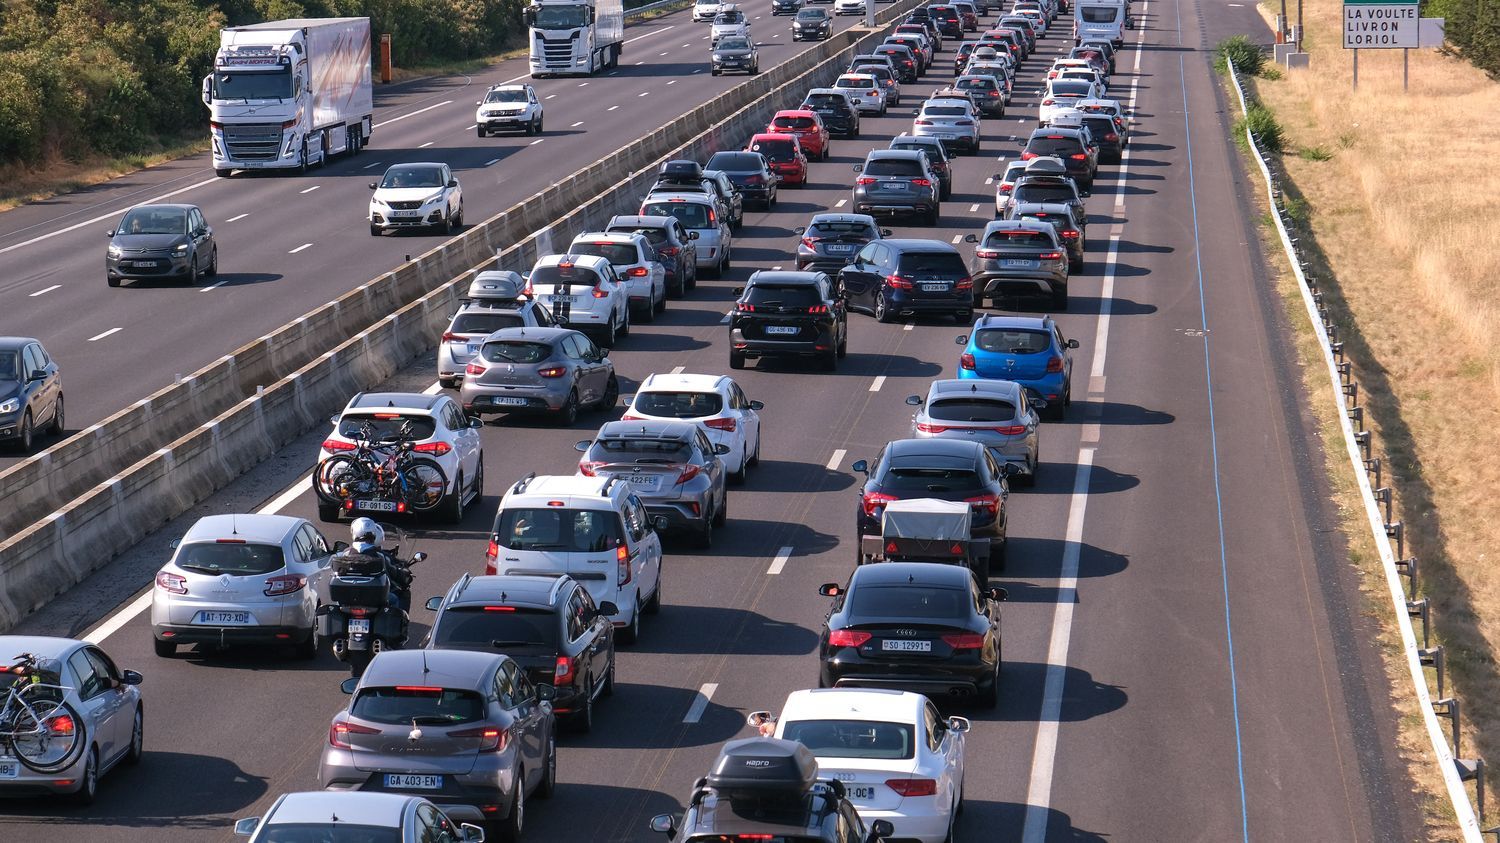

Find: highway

[0,0,1426,840]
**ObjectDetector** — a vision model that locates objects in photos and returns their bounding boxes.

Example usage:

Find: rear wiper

[411,715,456,725]
[177,564,224,574]
[633,458,676,465]
[925,485,952,492]
[490,640,540,648]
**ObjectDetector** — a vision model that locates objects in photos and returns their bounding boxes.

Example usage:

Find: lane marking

[827,449,847,471]
[363,161,384,169]
[625,23,674,45]
[572,121,585,127]
[289,243,314,254]
[0,176,219,256]
[950,235,962,244]
[668,80,677,85]
[608,105,620,111]
[373,100,453,129]
[226,213,250,222]
[87,327,122,342]
[199,278,233,292]
[869,375,886,392]
[579,81,590,87]
[638,91,650,97]
[418,141,435,148]
[530,139,545,145]
[720,311,732,324]
[984,177,994,185]
[300,185,321,193]
[423,381,444,395]
[636,60,647,65]
[1089,375,1106,393]
[1080,422,1100,443]
[671,365,686,374]
[29,284,61,297]
[766,546,793,575]
[661,51,670,57]
[546,94,557,100]
[465,124,477,131]
[484,158,502,166]
[683,683,718,723]
[969,203,980,212]
[834,199,848,208]
[903,323,914,331]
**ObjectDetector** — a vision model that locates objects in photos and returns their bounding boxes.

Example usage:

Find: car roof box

[705,738,819,794]
[466,271,526,302]
[659,159,705,184]
[1024,157,1068,174]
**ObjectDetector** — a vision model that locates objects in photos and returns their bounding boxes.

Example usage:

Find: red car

[746,132,809,187]
[767,110,831,161]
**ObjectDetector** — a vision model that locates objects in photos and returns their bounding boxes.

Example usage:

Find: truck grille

[222,123,283,161]
[541,36,576,64]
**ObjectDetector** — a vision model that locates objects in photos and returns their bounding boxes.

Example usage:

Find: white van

[1073,0,1128,46]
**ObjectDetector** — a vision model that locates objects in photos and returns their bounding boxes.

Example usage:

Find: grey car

[1005,201,1087,271]
[906,379,1041,485]
[913,98,982,155]
[793,213,888,272]
[459,327,618,425]
[105,203,217,287]
[575,419,728,547]
[319,649,557,835]
[0,636,144,803]
[605,215,699,295]
[888,134,953,200]
[234,792,485,842]
[439,272,561,388]
[964,219,1070,308]
[852,149,941,226]
[711,35,759,75]
[0,336,63,454]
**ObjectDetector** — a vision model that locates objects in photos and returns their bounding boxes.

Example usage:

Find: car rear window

[984,229,1055,247]
[532,264,604,288]
[804,94,850,111]
[634,391,724,418]
[337,413,438,442]
[641,200,711,228]
[781,719,916,759]
[810,220,877,238]
[897,251,967,275]
[923,106,967,117]
[1051,80,1094,96]
[1082,116,1117,137]
[176,542,286,576]
[890,141,943,162]
[745,284,822,308]
[1081,6,1119,22]
[587,438,694,462]
[570,242,640,265]
[748,138,797,162]
[431,606,560,650]
[1018,213,1073,232]
[493,507,624,552]
[773,115,817,130]
[862,158,922,177]
[879,466,979,491]
[480,341,553,364]
[850,584,971,619]
[609,225,670,245]
[351,686,486,725]
[706,151,764,171]
[975,329,1052,354]
[836,76,875,89]
[927,398,1017,422]
[1026,135,1083,156]
[451,312,525,335]
[958,78,996,89]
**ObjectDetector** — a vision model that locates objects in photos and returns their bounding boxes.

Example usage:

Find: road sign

[1343,0,1419,49]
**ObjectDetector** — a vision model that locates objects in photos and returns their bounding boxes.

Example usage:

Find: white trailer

[526,0,626,77]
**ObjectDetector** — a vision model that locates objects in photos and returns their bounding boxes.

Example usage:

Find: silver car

[639,193,732,278]
[574,419,729,547]
[150,513,335,659]
[906,379,1041,484]
[438,271,560,388]
[0,635,144,803]
[459,327,618,424]
[831,73,888,116]
[235,791,486,842]
[320,649,557,833]
[913,98,982,155]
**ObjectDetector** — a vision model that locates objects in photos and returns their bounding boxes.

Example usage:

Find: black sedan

[106,203,217,287]
[817,562,1008,707]
[0,336,63,453]
[729,270,848,371]
[791,7,832,39]
[705,150,778,210]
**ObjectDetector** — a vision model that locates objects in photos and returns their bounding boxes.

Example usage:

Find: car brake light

[263,574,306,596]
[862,491,899,516]
[554,655,576,686]
[808,305,830,314]
[1046,356,1065,373]
[442,332,460,342]
[1070,153,1088,160]
[484,606,516,612]
[955,120,974,126]
[675,463,703,485]
[737,302,756,312]
[829,629,873,647]
[960,352,976,370]
[914,119,932,126]
[627,266,650,277]
[887,778,939,797]
[1039,251,1064,260]
[485,539,499,575]
[975,249,1000,259]
[466,361,486,376]
[991,425,1028,435]
[1000,184,1013,194]
[856,177,876,185]
[659,246,680,256]
[1105,133,1119,141]
[329,719,380,749]
[885,274,913,290]
[618,543,632,586]
[707,211,717,225]
[911,178,932,187]
[800,237,820,249]
[578,460,604,476]
[988,90,1001,97]
[956,276,973,292]
[621,412,644,421]
[322,438,358,452]
[451,725,508,752]
[745,174,764,185]
[413,441,452,456]
[592,287,610,298]
[538,366,567,378]
[966,494,1000,515]
[699,418,735,434]
[1020,151,1038,161]
[1061,230,1080,239]
[156,571,187,594]
[915,422,950,433]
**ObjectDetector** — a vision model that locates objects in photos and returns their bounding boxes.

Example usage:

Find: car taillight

[617,543,632,586]
[887,778,939,797]
[592,287,610,298]
[956,276,973,292]
[1020,151,1038,160]
[413,441,452,456]
[1061,230,1080,239]
[955,120,974,126]
[466,361,486,376]
[704,417,737,432]
[916,422,950,433]
[1048,70,1060,78]
[737,302,756,312]
[1070,153,1088,160]
[1040,251,1064,260]
[1041,98,1054,106]
[914,119,932,126]
[991,424,1028,435]
[911,178,932,187]
[1046,356,1065,373]
[627,266,650,277]
[966,494,1000,515]
[322,438,357,452]
[621,412,644,421]
[1000,184,1014,194]
[808,304,830,314]
[442,332,460,342]
[538,366,568,378]
[676,464,702,485]
[800,237,820,249]
[885,274,913,290]
[451,726,508,752]
[579,460,608,477]
[960,352,976,370]
[485,539,499,575]
[988,90,1001,97]
[554,655,576,686]
[264,574,306,596]
[707,211,718,225]
[659,246,680,256]
[1105,133,1119,141]
[329,720,380,749]
[156,571,187,594]
[976,248,1000,259]
[857,177,876,185]
[829,629,873,648]
[862,491,899,516]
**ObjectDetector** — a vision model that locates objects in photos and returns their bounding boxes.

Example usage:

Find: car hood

[0,380,20,403]
[714,46,755,57]
[111,233,187,251]
[374,187,446,204]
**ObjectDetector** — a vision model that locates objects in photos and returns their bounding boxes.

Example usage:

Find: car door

[695,428,726,496]
[66,647,123,763]
[443,399,481,489]
[569,335,604,403]
[504,661,547,785]
[29,343,60,427]
[924,699,960,809]
[841,241,881,308]
[625,494,662,599]
[85,647,136,763]
[19,344,44,423]
[572,587,610,686]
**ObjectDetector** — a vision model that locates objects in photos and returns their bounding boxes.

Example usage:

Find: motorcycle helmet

[350,517,384,554]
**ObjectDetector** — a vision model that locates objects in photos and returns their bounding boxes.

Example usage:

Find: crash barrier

[0,0,924,630]
[1226,58,1485,840]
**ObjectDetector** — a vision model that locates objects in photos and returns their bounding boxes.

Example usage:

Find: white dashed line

[419,141,434,148]
[289,243,313,254]
[969,203,980,212]
[29,284,61,297]
[638,91,650,96]
[683,683,718,723]
[671,365,686,374]
[984,177,994,184]
[767,546,793,576]
[608,105,620,111]
[198,278,232,292]
[363,161,383,169]
[225,213,250,222]
[373,100,452,129]
[530,139,544,145]
[571,121,584,127]
[904,323,915,331]
[827,449,847,471]
[578,82,590,87]
[950,235,962,244]
[772,265,783,270]
[88,328,122,342]
[465,124,477,131]
[546,94,557,99]
[869,376,886,392]
[660,51,670,56]
[668,80,677,85]
[636,60,646,65]
[834,199,848,208]
[484,158,501,166]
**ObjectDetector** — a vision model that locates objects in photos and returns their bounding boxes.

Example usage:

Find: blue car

[956,314,1078,420]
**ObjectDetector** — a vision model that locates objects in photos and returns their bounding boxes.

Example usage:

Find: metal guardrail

[625,0,692,18]
[1225,57,1486,841]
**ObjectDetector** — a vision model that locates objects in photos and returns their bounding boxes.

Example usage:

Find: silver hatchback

[459,327,618,425]
[574,419,729,547]
[906,379,1040,485]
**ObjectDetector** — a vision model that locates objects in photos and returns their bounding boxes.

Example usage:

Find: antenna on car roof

[422,650,430,676]
[231,514,238,535]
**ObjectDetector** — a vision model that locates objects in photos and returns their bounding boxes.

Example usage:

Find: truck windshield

[533,4,591,28]
[212,69,292,101]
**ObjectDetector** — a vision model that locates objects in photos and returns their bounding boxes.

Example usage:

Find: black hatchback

[705,150,778,209]
[850,438,1011,560]
[816,562,1008,707]
[730,270,848,371]
[801,89,860,138]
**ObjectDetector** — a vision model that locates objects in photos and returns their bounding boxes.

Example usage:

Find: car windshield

[534,4,591,27]
[745,284,822,308]
[1015,182,1077,204]
[718,37,751,50]
[532,264,604,287]
[431,606,560,650]
[850,583,971,619]
[642,201,711,228]
[706,151,764,171]
[633,391,724,418]
[748,139,797,162]
[380,166,444,189]
[796,9,824,17]
[451,312,525,335]
[260,825,402,843]
[350,686,485,725]
[336,414,438,442]
[587,438,694,462]
[810,221,877,238]
[480,341,553,364]
[570,242,640,266]
[175,542,286,576]
[862,158,922,177]
[493,507,623,552]
[975,329,1052,354]
[837,77,875,89]
[927,398,1016,422]
[485,89,528,103]
[1081,6,1119,21]
[118,207,188,235]
[0,351,18,380]
[773,115,817,129]
[985,229,1054,247]
[880,466,979,491]
[897,252,966,275]
[782,719,916,759]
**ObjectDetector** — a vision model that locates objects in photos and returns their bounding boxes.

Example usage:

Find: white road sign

[1343,2,1420,49]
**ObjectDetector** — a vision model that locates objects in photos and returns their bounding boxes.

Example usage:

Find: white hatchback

[567,232,667,321]
[623,373,763,482]
[693,0,723,21]
[529,253,633,346]
[832,73,888,116]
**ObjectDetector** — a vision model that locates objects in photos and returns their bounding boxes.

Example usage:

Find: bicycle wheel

[398,457,449,512]
[9,698,86,773]
[314,454,371,503]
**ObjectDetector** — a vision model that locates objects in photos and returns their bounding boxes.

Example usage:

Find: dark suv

[801,89,860,138]
[850,438,1012,562]
[425,573,617,731]
[1022,128,1098,191]
[851,149,940,226]
[729,270,848,371]
[964,219,1070,308]
[839,239,973,323]
[1005,201,1086,271]
[605,214,698,295]
[888,134,953,200]
[706,150,779,209]
[928,4,964,37]
[1078,112,1125,163]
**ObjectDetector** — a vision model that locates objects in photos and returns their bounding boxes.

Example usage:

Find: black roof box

[705,738,818,794]
[466,270,526,302]
[658,159,705,184]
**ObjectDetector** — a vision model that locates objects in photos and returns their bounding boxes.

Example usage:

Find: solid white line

[869,375,886,392]
[671,365,686,374]
[834,199,848,208]
[363,161,384,169]
[373,100,453,129]
[484,158,502,166]
[572,121,585,127]
[530,139,545,145]
[1020,447,1095,843]
[261,477,313,515]
[225,213,250,222]
[289,243,314,254]
[683,683,718,723]
[29,284,61,297]
[766,546,793,575]
[827,448,847,471]
[419,141,435,148]
[83,593,151,645]
[500,73,530,85]
[300,185,321,193]
[87,327,122,342]
[0,176,220,257]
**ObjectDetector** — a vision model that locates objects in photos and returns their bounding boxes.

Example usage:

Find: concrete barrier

[0,0,923,629]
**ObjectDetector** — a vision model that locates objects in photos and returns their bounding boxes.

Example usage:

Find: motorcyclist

[339,517,413,612]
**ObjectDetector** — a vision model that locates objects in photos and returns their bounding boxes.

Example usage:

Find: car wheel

[369,225,381,237]
[655,285,667,314]
[729,350,745,370]
[13,411,32,454]
[295,620,320,660]
[206,247,219,277]
[536,734,557,799]
[619,601,642,644]
[558,390,579,425]
[596,374,620,411]
[125,707,144,766]
[599,316,617,348]
[977,661,1000,709]
[749,433,761,467]
[537,115,545,133]
[186,256,199,287]
[477,126,487,138]
[696,508,714,549]
[644,576,662,614]
[441,472,465,524]
[729,449,748,485]
[572,677,594,733]
[72,747,99,806]
[498,774,524,843]
[49,393,64,436]
[874,293,893,324]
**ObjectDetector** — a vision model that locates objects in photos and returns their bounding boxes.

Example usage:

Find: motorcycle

[314,523,426,677]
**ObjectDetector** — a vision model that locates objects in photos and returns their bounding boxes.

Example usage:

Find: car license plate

[392,211,420,218]
[385,773,442,789]
[493,396,528,406]
[921,283,948,292]
[466,343,481,354]
[348,619,371,634]
[195,611,251,625]
[626,475,661,489]
[549,295,578,304]
[0,758,20,779]
[356,499,400,512]
[766,326,799,335]
[1004,259,1037,268]
[881,182,903,190]
[132,260,159,268]
[849,786,875,799]
[828,244,855,253]
[881,639,932,652]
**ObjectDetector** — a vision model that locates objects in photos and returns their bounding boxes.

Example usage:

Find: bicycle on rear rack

[0,653,85,774]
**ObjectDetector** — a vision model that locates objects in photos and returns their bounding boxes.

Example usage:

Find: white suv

[623,373,763,483]
[475,83,544,136]
[368,162,463,235]
[485,474,664,643]
[567,232,667,321]
[528,253,632,347]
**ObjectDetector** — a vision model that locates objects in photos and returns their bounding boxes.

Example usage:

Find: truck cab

[527,0,626,77]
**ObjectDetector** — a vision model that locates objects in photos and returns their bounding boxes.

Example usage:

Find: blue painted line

[1180,54,1252,842]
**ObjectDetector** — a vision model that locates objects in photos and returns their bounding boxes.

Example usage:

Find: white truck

[525,0,625,77]
[203,17,374,176]
[1073,0,1130,47]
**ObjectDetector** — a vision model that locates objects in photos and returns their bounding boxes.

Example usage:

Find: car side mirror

[688,230,700,240]
[447,179,459,188]
[850,459,868,474]
[1067,339,1080,348]
[870,819,896,840]
[988,586,1009,602]
[233,817,260,837]
[425,596,443,611]
[818,582,842,597]
[962,234,979,244]
[621,393,636,407]
[749,400,764,410]
[747,710,776,729]
[1001,463,1020,477]
[536,684,557,702]
[955,334,969,344]
[851,163,863,173]
[905,395,924,406]
[411,552,428,565]
[459,823,486,843]
[649,815,678,835]
[575,440,592,452]
[652,515,670,532]
[119,669,144,686]
[947,715,972,733]
[732,286,744,296]
[106,229,115,237]
[714,443,732,455]
[27,369,46,382]
[340,677,359,694]
[793,226,807,235]
[329,414,341,425]
[879,228,892,237]
[368,182,378,190]
[598,600,620,616]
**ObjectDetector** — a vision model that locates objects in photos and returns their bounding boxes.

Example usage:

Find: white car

[528,253,632,346]
[749,689,969,843]
[568,232,668,321]
[151,514,334,658]
[234,792,485,842]
[834,0,867,14]
[832,73,888,116]
[368,162,462,236]
[475,83,544,136]
[693,0,723,21]
[623,372,763,482]
[710,6,750,43]
[316,391,484,524]
[1048,57,1099,81]
[1039,78,1102,124]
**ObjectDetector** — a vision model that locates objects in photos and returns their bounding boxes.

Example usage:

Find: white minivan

[1074,0,1128,46]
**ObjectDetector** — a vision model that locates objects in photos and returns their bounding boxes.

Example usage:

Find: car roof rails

[512,471,538,495]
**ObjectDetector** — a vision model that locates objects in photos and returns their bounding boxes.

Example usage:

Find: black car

[705,150,778,210]
[953,41,977,75]
[839,238,973,323]
[1008,171,1088,218]
[1078,113,1125,163]
[888,134,953,200]
[605,214,699,295]
[794,213,888,272]
[0,337,63,454]
[816,562,1007,707]
[850,438,1011,559]
[424,573,617,731]
[105,203,218,287]
[801,89,860,138]
[711,34,759,75]
[928,4,964,37]
[1022,127,1097,191]
[872,44,919,83]
[791,7,832,38]
[772,0,803,13]
[1005,200,1086,272]
[730,270,848,371]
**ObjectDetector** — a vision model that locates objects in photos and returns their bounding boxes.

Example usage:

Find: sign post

[1342,0,1419,90]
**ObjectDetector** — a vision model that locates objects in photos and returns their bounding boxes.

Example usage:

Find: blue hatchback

[956,314,1078,420]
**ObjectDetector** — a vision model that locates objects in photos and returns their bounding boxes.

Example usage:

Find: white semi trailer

[525,0,626,77]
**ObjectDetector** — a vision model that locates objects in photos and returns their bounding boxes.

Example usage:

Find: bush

[1217,35,1265,76]
[1240,102,1285,153]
